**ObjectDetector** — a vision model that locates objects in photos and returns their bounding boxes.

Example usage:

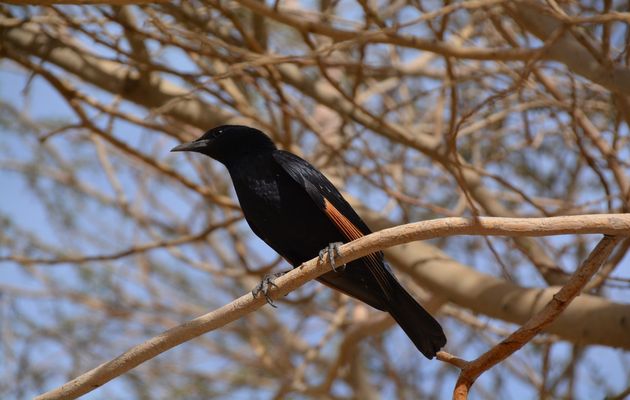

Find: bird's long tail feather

[385,278,446,359]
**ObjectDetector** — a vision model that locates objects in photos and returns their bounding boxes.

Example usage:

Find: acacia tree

[1,1,629,399]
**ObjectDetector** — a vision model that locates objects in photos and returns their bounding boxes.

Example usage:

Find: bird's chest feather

[235,170,286,217]
[227,157,341,263]
[232,166,314,231]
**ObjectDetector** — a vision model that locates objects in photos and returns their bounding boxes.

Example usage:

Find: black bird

[171,125,446,359]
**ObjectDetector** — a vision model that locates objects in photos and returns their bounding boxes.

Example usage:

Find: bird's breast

[227,159,343,264]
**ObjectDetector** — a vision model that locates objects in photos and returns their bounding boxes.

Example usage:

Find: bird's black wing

[273,150,446,359]
[272,150,395,297]
[271,152,368,230]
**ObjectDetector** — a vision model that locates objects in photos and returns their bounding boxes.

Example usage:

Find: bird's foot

[252,272,286,308]
[318,242,346,272]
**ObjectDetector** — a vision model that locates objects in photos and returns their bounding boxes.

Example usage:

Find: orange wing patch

[323,199,393,298]
[323,198,364,241]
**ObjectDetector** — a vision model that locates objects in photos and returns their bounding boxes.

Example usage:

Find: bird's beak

[170,140,208,153]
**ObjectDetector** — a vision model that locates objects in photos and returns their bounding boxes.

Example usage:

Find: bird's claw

[318,242,346,272]
[252,272,286,308]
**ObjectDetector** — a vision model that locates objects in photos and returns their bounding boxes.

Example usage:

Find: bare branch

[34,214,628,400]
[451,235,620,399]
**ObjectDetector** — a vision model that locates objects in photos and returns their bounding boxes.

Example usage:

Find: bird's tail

[385,277,446,359]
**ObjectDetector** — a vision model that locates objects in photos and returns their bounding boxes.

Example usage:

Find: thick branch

[35,214,630,400]
[387,245,630,349]
[0,19,235,129]
[507,1,630,94]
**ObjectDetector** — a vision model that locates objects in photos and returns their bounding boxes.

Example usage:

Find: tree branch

[4,1,166,4]
[507,1,630,94]
[35,214,629,400]
[450,235,621,400]
[235,0,539,61]
[0,18,235,129]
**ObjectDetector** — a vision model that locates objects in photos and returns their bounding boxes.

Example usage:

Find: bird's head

[171,125,277,165]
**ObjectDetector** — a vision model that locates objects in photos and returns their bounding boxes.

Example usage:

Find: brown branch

[352,205,630,349]
[507,2,630,94]
[34,214,629,400]
[450,235,620,400]
[4,1,167,4]
[235,0,540,61]
[381,237,630,350]
[437,351,469,369]
[0,18,236,129]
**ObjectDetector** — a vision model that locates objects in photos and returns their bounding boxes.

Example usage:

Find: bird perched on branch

[171,125,446,359]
